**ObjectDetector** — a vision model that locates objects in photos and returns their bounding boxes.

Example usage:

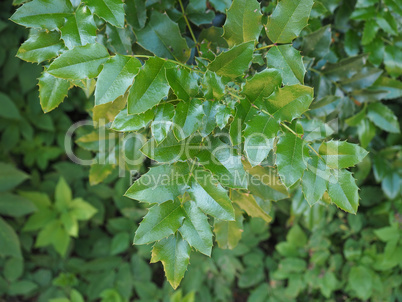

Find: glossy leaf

[232,191,272,222]
[111,108,154,132]
[367,102,400,133]
[302,156,329,206]
[214,208,243,249]
[328,170,359,214]
[127,57,173,114]
[47,43,109,80]
[151,103,175,143]
[201,70,225,100]
[10,0,73,30]
[319,141,369,169]
[189,167,235,221]
[223,0,263,47]
[241,68,282,104]
[208,41,254,79]
[134,200,185,245]
[150,233,190,289]
[265,85,314,122]
[141,132,200,163]
[276,132,309,187]
[267,45,305,85]
[179,201,213,256]
[39,71,72,113]
[17,30,65,63]
[95,55,142,105]
[301,25,331,58]
[125,163,190,204]
[243,107,278,166]
[165,67,199,101]
[172,99,205,141]
[86,0,125,28]
[266,0,314,43]
[61,5,97,49]
[135,11,191,63]
[196,138,248,189]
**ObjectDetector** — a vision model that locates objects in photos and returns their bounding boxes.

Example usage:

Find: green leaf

[196,138,248,189]
[230,98,251,145]
[127,57,173,114]
[110,232,130,255]
[201,70,225,100]
[344,30,360,57]
[10,0,73,30]
[0,193,37,217]
[328,170,359,214]
[370,76,402,100]
[4,257,24,282]
[232,190,272,222]
[39,71,71,113]
[376,12,397,36]
[276,132,309,187]
[265,85,314,122]
[266,0,314,43]
[186,0,215,26]
[241,68,282,105]
[302,156,330,206]
[222,0,263,47]
[173,99,205,141]
[384,45,402,78]
[47,43,109,80]
[367,102,400,133]
[348,266,373,300]
[61,211,78,237]
[8,280,38,296]
[0,93,21,121]
[214,207,243,249]
[243,161,290,201]
[150,233,190,289]
[55,177,72,211]
[95,55,141,105]
[322,55,366,82]
[189,167,235,221]
[35,220,70,257]
[70,198,97,220]
[0,162,29,192]
[86,0,125,28]
[267,45,305,85]
[362,19,377,45]
[61,5,97,49]
[125,163,190,204]
[179,201,213,256]
[301,25,331,58]
[105,24,133,55]
[125,0,146,30]
[243,107,278,166]
[17,29,65,63]
[207,41,254,79]
[381,171,400,200]
[319,141,369,169]
[135,11,191,63]
[134,200,185,244]
[141,132,201,163]
[0,217,22,258]
[165,67,199,101]
[151,103,175,143]
[111,108,154,132]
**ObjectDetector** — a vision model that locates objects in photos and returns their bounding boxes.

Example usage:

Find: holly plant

[11,0,369,288]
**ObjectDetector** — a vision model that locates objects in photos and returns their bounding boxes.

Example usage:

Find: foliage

[0,0,401,301]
